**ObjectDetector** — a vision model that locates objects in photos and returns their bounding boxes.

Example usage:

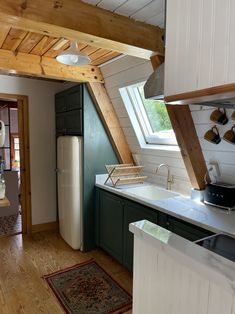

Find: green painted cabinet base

[96,189,158,272]
[96,188,214,272]
[99,191,123,263]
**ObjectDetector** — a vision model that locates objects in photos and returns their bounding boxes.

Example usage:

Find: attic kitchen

[1,0,235,313]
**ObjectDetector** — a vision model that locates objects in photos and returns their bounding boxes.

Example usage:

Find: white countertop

[130,220,235,293]
[95,174,235,236]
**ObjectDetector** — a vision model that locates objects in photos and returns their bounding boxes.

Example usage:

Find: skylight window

[120,82,177,146]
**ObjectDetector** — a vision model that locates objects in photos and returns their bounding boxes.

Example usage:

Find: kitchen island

[130,220,235,314]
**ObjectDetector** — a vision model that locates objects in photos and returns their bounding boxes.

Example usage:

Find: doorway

[0,94,31,236]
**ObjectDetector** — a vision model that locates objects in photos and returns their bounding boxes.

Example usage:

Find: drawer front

[167,217,213,241]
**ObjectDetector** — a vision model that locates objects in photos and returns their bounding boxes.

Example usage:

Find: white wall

[100,56,192,195]
[0,75,62,225]
[191,105,235,184]
[165,0,235,96]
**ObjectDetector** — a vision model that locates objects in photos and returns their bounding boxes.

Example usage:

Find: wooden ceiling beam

[0,49,104,83]
[150,56,207,190]
[0,0,164,59]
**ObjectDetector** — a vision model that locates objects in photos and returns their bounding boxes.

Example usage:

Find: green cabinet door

[55,85,83,136]
[167,216,213,241]
[99,191,123,263]
[66,85,83,111]
[65,109,83,135]
[55,95,66,113]
[123,200,158,271]
[56,113,66,135]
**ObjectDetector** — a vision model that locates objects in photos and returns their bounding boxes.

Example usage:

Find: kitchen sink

[125,185,179,201]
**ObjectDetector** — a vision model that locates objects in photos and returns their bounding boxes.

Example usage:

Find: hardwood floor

[0,231,133,314]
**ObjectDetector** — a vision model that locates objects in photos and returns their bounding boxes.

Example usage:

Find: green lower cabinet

[99,191,123,264]
[167,216,213,241]
[96,188,213,272]
[123,200,158,271]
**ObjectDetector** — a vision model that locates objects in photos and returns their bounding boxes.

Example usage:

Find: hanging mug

[210,108,228,125]
[0,121,5,147]
[204,125,221,144]
[223,125,235,144]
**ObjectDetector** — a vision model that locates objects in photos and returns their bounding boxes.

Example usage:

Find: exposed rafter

[150,56,207,190]
[0,49,104,82]
[87,82,134,164]
[0,0,164,59]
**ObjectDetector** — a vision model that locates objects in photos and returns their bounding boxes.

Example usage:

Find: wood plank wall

[100,56,192,195]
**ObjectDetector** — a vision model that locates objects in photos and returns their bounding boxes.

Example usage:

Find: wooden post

[151,56,207,190]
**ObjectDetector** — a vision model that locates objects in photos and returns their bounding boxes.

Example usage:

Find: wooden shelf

[0,197,10,207]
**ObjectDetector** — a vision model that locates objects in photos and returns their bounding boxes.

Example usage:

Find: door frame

[0,93,31,234]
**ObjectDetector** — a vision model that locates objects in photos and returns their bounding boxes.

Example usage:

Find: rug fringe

[42,258,95,279]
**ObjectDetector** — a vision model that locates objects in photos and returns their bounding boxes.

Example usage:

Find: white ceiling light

[56,42,91,66]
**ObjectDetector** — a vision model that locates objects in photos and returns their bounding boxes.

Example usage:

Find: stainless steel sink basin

[125,185,179,201]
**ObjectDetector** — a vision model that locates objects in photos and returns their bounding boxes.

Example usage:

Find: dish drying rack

[104,163,147,187]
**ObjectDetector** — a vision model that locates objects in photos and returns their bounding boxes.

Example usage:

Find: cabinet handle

[166,221,170,226]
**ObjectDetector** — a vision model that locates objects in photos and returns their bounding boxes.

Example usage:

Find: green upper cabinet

[65,86,83,111]
[123,200,158,271]
[55,85,83,136]
[99,190,123,264]
[55,94,66,113]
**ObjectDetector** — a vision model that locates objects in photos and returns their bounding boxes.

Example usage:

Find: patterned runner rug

[43,259,132,314]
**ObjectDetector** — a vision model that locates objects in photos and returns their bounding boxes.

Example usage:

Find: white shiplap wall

[191,105,235,185]
[82,0,165,27]
[165,0,235,96]
[100,56,192,195]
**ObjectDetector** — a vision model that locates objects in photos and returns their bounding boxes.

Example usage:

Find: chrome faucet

[156,164,174,190]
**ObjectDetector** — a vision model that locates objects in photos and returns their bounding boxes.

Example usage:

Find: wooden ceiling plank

[2,28,28,51]
[0,25,11,48]
[43,38,70,57]
[17,32,44,53]
[80,45,100,55]
[0,48,104,83]
[92,51,121,66]
[30,35,60,56]
[44,41,88,58]
[89,48,110,61]
[0,0,164,59]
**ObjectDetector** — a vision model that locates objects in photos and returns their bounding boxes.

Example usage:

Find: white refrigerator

[57,136,83,250]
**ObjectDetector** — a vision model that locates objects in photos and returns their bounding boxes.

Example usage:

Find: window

[11,135,20,171]
[120,82,177,146]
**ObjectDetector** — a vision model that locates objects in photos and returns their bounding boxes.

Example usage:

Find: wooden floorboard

[0,231,132,313]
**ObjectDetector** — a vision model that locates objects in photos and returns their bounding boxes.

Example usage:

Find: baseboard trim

[32,221,58,233]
